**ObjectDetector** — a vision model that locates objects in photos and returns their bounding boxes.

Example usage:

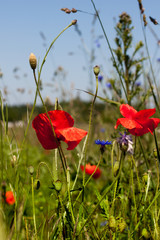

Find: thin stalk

[31,175,37,239]
[140,14,160,107]
[66,168,75,225]
[82,69,99,200]
[90,0,128,102]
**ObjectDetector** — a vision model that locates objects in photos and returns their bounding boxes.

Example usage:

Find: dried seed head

[29,53,37,70]
[143,14,147,26]
[149,16,158,25]
[65,9,71,14]
[72,19,77,25]
[71,8,77,13]
[61,8,68,12]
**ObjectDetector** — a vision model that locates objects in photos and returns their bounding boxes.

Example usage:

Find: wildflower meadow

[1,1,160,239]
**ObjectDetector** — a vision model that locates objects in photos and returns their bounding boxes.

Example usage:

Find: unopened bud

[54,180,62,192]
[93,65,100,76]
[11,155,17,167]
[29,53,37,70]
[72,19,77,25]
[108,216,116,232]
[142,173,148,184]
[28,166,34,175]
[141,228,150,239]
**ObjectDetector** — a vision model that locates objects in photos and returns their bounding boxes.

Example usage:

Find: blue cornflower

[100,128,105,133]
[135,81,141,87]
[117,132,133,155]
[106,82,112,89]
[157,58,160,62]
[95,139,112,154]
[95,139,112,146]
[100,220,107,227]
[95,39,101,48]
[98,75,103,82]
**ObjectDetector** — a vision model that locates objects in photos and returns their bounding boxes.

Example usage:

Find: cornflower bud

[29,53,37,70]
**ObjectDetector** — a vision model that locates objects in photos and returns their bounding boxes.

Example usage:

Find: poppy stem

[153,129,160,167]
[33,70,67,178]
[82,66,99,198]
[31,175,37,240]
[138,137,155,192]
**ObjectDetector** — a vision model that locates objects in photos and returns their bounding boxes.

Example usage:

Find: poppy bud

[93,65,100,76]
[29,53,37,70]
[141,228,150,239]
[142,173,148,184]
[153,148,158,158]
[54,180,62,192]
[28,166,34,175]
[72,19,77,25]
[11,155,17,167]
[113,161,120,177]
[108,216,116,232]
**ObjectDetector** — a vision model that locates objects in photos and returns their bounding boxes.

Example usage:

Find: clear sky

[1,0,160,105]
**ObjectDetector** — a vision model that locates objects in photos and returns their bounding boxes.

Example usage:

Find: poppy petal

[120,104,137,118]
[81,164,101,179]
[115,118,142,129]
[48,110,74,129]
[57,127,87,150]
[135,108,156,120]
[128,118,160,136]
[32,113,59,150]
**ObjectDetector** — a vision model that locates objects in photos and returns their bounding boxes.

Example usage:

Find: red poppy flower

[32,110,87,150]
[115,104,160,136]
[81,164,101,179]
[5,191,15,205]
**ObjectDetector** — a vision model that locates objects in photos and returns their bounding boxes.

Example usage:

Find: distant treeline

[0,100,113,122]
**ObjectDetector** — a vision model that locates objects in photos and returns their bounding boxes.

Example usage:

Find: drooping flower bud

[29,53,37,70]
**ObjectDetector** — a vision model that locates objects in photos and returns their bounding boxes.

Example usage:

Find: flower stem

[90,0,128,102]
[31,175,37,239]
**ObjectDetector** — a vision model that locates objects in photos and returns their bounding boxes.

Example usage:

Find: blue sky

[1,0,160,105]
